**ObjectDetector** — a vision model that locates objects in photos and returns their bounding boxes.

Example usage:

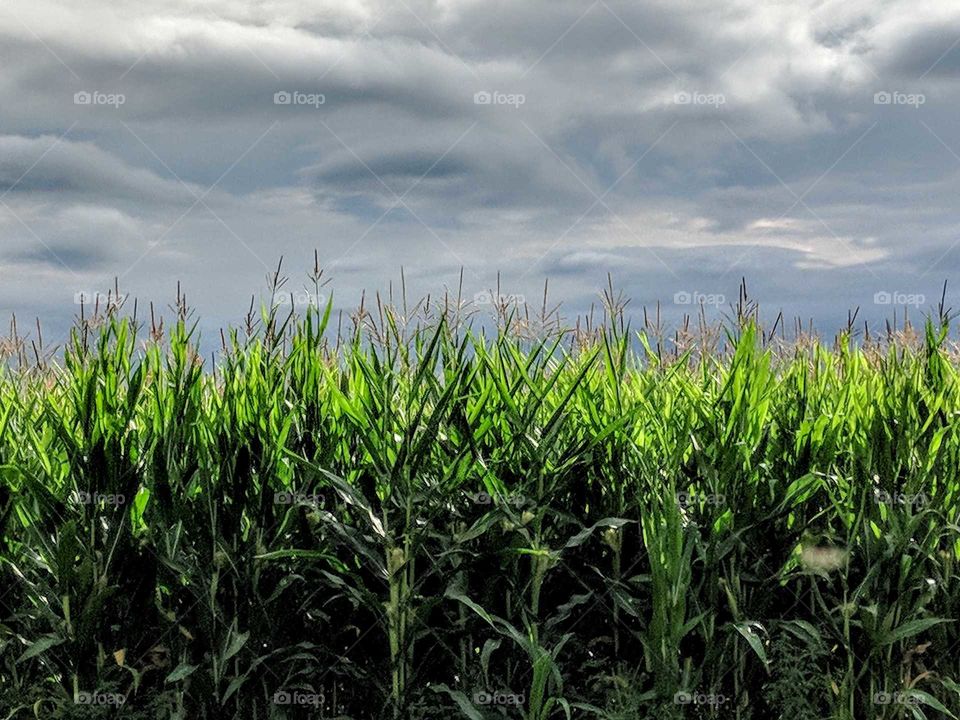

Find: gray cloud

[0,134,198,204]
[0,0,959,339]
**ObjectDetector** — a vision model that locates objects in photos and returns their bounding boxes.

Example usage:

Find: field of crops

[1,281,959,719]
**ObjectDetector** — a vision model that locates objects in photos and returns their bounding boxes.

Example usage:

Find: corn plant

[0,275,958,719]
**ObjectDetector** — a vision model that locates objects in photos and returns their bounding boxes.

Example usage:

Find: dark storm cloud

[11,244,111,271]
[880,22,960,78]
[311,149,471,186]
[0,135,197,205]
[0,0,959,334]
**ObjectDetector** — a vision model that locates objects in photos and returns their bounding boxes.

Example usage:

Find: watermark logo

[674,691,728,706]
[474,291,525,306]
[274,91,326,108]
[676,491,726,508]
[874,691,920,706]
[673,290,725,307]
[474,90,525,107]
[74,291,128,306]
[674,91,725,107]
[874,490,928,509]
[74,91,126,108]
[274,491,323,507]
[874,91,925,108]
[71,491,126,507]
[273,689,324,706]
[474,690,525,706]
[468,491,528,507]
[873,291,924,307]
[272,290,326,307]
[76,691,126,706]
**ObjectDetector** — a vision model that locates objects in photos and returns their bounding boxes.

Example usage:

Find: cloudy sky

[1,0,959,342]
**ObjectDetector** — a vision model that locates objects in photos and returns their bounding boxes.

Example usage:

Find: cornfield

[1,273,959,719]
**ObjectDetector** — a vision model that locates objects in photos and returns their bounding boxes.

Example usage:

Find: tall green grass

[0,276,958,719]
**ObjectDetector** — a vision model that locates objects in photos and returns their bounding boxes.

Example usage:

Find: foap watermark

[74,291,128,306]
[76,691,126,706]
[674,91,725,107]
[474,690,525,707]
[274,491,323,507]
[274,91,325,108]
[468,491,529,508]
[874,691,920,706]
[674,690,728,706]
[673,290,725,307]
[874,490,928,509]
[873,291,924,307]
[74,91,126,108]
[71,491,126,507]
[273,689,324,707]
[474,90,525,107]
[272,290,326,308]
[474,291,525,306]
[676,491,726,508]
[874,91,925,108]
